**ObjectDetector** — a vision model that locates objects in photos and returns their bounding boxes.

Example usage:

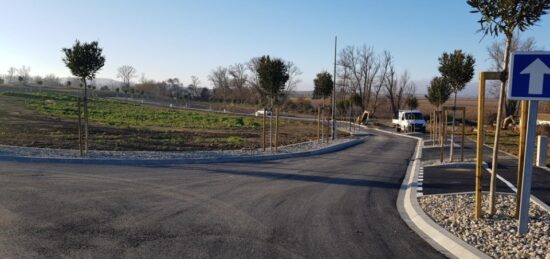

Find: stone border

[376,129,492,259]
[0,138,363,166]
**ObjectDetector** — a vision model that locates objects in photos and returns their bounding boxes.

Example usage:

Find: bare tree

[338,46,363,107]
[17,66,31,83]
[188,75,202,99]
[371,51,391,116]
[338,45,380,111]
[208,66,230,110]
[7,67,17,83]
[43,74,61,86]
[228,63,248,102]
[359,45,380,110]
[284,61,302,93]
[117,65,137,91]
[384,59,412,117]
[487,35,539,115]
[246,57,265,104]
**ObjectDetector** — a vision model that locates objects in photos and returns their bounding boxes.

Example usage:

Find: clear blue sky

[1,0,549,94]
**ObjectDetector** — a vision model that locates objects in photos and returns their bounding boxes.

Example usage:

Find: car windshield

[404,112,422,120]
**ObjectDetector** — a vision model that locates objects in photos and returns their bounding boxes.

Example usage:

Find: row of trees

[208,58,301,109]
[336,47,415,118]
[59,38,299,155]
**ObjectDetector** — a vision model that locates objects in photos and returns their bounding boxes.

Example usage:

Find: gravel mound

[419,193,549,259]
[0,138,354,160]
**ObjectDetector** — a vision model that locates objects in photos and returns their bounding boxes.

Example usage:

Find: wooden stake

[515,100,528,219]
[262,109,266,152]
[317,106,321,143]
[77,97,83,157]
[440,110,444,163]
[475,73,486,220]
[461,108,465,162]
[275,108,279,152]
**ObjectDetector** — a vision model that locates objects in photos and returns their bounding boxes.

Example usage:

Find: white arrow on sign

[521,58,550,95]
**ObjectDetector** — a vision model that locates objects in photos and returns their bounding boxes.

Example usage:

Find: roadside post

[317,107,321,143]
[263,109,266,152]
[462,108,466,161]
[536,135,548,167]
[439,110,448,162]
[275,108,279,152]
[475,71,501,219]
[507,51,550,234]
[515,100,528,219]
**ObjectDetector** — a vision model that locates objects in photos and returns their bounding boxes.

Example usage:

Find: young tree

[425,76,451,110]
[313,71,334,108]
[256,56,289,108]
[405,96,419,110]
[468,0,550,215]
[256,56,289,152]
[62,40,106,155]
[313,72,334,141]
[117,65,137,93]
[438,50,475,161]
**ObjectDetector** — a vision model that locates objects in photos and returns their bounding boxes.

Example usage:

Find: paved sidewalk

[420,135,550,205]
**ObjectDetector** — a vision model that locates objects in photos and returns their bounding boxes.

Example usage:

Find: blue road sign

[508,51,550,100]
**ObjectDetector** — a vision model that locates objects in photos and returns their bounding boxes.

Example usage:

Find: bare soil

[0,95,327,151]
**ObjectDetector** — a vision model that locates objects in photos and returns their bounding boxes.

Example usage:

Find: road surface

[0,130,443,258]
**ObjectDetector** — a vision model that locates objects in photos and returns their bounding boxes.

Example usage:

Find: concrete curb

[0,139,364,166]
[380,129,491,259]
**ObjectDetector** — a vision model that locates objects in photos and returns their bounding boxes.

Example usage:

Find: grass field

[0,91,326,151]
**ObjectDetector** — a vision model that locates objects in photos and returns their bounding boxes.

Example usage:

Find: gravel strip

[0,138,354,160]
[419,193,549,259]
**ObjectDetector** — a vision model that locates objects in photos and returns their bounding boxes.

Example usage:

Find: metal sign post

[508,51,550,234]
[518,101,537,234]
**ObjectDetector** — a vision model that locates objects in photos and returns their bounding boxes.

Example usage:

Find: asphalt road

[0,130,443,258]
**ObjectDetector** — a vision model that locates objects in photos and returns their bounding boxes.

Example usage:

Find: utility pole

[331,36,337,140]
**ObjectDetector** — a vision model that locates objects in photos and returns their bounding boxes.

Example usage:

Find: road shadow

[194,167,402,189]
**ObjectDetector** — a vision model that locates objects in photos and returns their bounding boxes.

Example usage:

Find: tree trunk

[489,35,513,215]
[321,98,325,143]
[77,97,83,157]
[83,78,89,155]
[449,92,457,162]
[269,98,273,152]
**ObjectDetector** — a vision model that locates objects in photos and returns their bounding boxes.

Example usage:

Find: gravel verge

[419,193,549,259]
[0,138,355,160]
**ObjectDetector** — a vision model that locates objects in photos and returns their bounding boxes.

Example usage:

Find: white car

[392,110,426,133]
[255,109,272,117]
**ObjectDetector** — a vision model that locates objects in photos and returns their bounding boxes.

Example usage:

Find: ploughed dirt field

[0,93,329,151]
